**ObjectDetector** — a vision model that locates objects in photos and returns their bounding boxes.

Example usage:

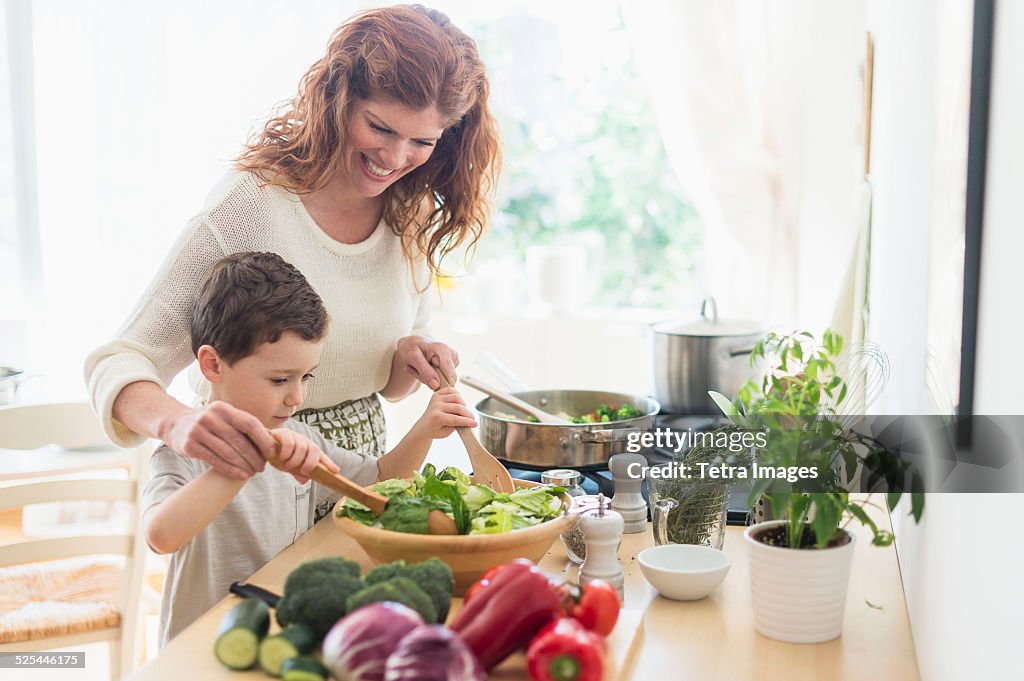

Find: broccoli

[276,558,363,640]
[362,560,407,586]
[617,403,641,419]
[402,558,454,623]
[345,577,437,624]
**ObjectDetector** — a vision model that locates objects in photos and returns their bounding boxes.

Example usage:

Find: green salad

[335,464,566,535]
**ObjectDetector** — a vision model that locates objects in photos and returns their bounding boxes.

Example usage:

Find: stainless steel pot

[0,367,25,406]
[475,389,659,470]
[651,298,763,414]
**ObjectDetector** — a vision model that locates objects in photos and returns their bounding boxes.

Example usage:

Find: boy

[141,251,475,646]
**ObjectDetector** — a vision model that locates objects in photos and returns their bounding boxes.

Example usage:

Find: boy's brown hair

[190,252,328,364]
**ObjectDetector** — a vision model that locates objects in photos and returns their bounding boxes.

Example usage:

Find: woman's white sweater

[85,171,431,447]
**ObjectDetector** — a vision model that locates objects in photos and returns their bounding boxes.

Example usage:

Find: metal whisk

[825,341,890,428]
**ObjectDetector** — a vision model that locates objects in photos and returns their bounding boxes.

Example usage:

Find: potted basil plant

[710,330,924,644]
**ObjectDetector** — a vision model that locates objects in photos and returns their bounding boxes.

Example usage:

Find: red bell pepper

[450,559,562,670]
[527,617,607,681]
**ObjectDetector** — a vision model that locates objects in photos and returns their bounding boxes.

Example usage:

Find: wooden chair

[0,401,150,680]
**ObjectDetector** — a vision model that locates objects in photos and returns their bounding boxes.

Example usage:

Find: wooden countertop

[129,501,919,681]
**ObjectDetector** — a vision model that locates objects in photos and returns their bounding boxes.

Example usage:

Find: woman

[85,5,500,480]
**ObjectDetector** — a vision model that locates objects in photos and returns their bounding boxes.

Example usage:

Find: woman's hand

[160,401,276,480]
[383,335,460,398]
[412,387,478,440]
[268,427,340,484]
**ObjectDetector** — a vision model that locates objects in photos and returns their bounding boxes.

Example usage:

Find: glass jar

[541,469,591,564]
[647,464,729,549]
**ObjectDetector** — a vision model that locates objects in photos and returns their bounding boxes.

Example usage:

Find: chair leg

[108,638,121,681]
[119,620,138,678]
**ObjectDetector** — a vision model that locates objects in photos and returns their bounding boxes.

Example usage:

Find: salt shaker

[609,453,648,533]
[579,494,625,601]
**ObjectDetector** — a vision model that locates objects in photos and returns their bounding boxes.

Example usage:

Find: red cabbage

[384,625,484,681]
[322,602,424,681]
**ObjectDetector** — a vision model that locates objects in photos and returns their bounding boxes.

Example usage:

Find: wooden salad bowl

[333,479,577,595]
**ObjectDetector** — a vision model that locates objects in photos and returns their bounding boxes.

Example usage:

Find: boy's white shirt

[140,418,379,648]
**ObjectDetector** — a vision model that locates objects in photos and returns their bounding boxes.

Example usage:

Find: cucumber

[214,598,270,670]
[258,623,317,676]
[280,656,329,681]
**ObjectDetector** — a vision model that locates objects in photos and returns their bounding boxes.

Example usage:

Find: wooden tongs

[269,436,457,535]
[435,373,516,494]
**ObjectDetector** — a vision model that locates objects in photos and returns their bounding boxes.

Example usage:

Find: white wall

[866,0,935,414]
[870,1,1024,679]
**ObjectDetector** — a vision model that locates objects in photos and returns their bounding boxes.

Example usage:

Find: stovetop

[504,413,751,525]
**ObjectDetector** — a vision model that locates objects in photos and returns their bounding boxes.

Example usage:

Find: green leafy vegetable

[337,465,565,536]
[464,484,496,512]
[378,496,450,535]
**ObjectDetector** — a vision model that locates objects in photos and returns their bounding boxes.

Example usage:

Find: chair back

[0,401,150,679]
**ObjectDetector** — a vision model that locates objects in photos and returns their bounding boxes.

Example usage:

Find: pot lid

[651,297,763,337]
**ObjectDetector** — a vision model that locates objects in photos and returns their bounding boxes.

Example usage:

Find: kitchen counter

[128,500,919,680]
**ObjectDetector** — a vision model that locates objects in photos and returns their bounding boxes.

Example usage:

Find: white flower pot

[744,520,856,643]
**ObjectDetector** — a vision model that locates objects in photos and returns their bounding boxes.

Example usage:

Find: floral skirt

[293,394,387,459]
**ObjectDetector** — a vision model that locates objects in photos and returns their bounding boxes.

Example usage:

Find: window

[448,1,702,311]
[0,1,24,316]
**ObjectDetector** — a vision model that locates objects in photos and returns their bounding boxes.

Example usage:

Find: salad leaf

[337,465,566,536]
[379,496,450,535]
[470,511,512,535]
[422,474,470,534]
[508,488,563,518]
[437,466,471,494]
[337,497,377,526]
[373,479,415,499]
[463,485,495,512]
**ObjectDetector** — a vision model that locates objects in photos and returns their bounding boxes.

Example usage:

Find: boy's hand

[413,387,478,439]
[268,428,340,484]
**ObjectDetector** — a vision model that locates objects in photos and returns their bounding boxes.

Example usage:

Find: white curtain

[21,0,361,396]
[623,0,868,334]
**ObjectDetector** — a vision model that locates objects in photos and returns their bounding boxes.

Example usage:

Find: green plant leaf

[810,496,839,548]
[842,448,859,486]
[911,491,925,523]
[708,391,745,426]
[865,599,884,610]
[769,490,790,522]
[791,494,811,524]
[886,492,902,512]
[872,530,895,547]
[747,477,773,511]
[846,503,879,536]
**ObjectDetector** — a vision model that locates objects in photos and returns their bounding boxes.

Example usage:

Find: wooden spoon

[436,373,517,494]
[269,439,457,535]
[460,375,571,425]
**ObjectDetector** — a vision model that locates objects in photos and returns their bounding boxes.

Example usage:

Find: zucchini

[214,597,270,670]
[280,655,329,681]
[258,623,317,676]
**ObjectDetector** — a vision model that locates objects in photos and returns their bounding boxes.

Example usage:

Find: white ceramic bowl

[637,544,732,601]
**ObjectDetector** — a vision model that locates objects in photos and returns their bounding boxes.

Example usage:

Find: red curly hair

[237,4,501,276]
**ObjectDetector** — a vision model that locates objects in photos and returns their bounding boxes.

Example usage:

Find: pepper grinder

[609,453,648,533]
[579,494,625,601]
